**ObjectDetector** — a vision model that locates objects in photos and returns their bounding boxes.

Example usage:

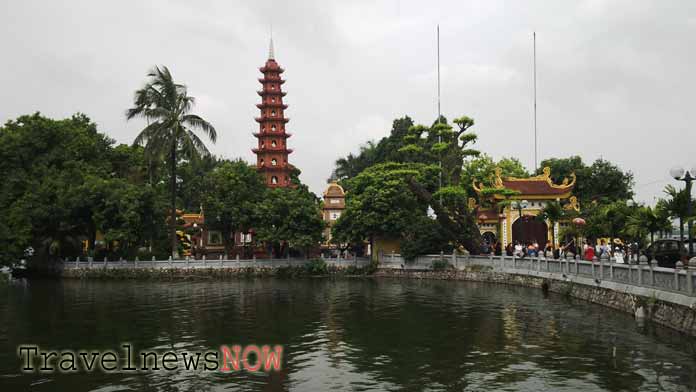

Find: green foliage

[461,154,529,196]
[536,201,565,246]
[126,65,217,258]
[431,258,452,271]
[303,259,328,275]
[254,186,325,256]
[657,184,695,240]
[178,155,221,211]
[400,216,452,261]
[625,206,671,244]
[333,116,418,180]
[332,162,438,247]
[0,113,140,265]
[202,160,266,256]
[537,156,634,204]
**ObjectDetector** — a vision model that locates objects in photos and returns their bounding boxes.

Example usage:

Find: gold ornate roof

[473,166,576,198]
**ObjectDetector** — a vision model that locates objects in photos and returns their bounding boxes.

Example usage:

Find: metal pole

[437,25,442,204]
[533,32,538,172]
[687,176,693,256]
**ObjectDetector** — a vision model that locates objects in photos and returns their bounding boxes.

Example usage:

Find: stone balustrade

[379,252,696,299]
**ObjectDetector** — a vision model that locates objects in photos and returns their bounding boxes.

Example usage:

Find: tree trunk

[170,144,178,259]
[405,177,481,253]
[680,217,684,242]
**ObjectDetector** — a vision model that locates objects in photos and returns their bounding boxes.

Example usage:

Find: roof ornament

[268,24,275,60]
[494,167,504,188]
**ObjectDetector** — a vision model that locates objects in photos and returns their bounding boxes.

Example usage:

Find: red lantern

[572,217,586,227]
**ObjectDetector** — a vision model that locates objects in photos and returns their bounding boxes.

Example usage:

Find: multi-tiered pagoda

[252,38,294,187]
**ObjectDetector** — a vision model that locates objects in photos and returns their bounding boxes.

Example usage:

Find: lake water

[1,278,695,391]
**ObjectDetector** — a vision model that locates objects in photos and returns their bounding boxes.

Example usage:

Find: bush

[304,259,328,275]
[431,259,451,271]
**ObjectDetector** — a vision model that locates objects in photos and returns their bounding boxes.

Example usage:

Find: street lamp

[670,165,696,256]
[511,200,529,220]
[572,217,586,258]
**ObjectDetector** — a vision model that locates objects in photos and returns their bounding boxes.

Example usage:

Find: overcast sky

[1,0,695,204]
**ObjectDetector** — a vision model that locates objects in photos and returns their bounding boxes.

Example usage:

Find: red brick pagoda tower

[253,38,294,187]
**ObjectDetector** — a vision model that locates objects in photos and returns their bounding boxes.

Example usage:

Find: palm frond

[182,114,217,143]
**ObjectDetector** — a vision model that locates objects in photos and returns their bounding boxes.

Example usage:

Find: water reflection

[0,278,695,391]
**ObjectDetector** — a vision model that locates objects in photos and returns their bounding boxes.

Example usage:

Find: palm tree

[625,206,670,245]
[537,201,564,249]
[659,185,690,241]
[126,66,217,258]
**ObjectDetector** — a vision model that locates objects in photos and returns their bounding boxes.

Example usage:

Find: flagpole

[437,25,442,202]
[533,32,538,172]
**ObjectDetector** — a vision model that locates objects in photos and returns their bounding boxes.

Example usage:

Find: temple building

[252,38,294,187]
[175,39,296,259]
[321,181,346,254]
[472,167,579,249]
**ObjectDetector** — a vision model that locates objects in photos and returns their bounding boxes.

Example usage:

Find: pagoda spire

[252,39,294,188]
[268,25,275,60]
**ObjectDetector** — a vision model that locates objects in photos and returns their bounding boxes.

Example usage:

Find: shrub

[304,259,328,275]
[431,259,451,271]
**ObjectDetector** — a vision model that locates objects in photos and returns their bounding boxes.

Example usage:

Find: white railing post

[135,256,139,268]
[675,262,683,291]
[686,268,694,295]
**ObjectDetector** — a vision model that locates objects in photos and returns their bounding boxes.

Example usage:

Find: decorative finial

[268,25,275,60]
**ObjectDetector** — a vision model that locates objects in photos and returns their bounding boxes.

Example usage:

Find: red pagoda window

[271,110,276,117]
[271,158,277,166]
[271,176,278,184]
[271,125,276,132]
[271,140,277,147]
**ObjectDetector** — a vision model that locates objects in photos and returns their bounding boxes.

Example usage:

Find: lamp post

[670,166,696,256]
[511,200,529,220]
[572,217,586,258]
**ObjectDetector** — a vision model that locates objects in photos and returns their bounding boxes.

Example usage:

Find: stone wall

[374,267,696,337]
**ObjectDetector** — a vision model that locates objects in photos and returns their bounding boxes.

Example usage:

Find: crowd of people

[480,238,639,263]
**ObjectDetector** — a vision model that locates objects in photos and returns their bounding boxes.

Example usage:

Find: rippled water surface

[1,278,696,391]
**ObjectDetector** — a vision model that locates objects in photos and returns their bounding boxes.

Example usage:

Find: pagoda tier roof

[257,90,286,96]
[256,163,295,171]
[255,117,290,123]
[256,102,288,110]
[473,166,576,199]
[258,78,285,85]
[259,66,284,73]
[252,148,294,154]
[253,132,292,138]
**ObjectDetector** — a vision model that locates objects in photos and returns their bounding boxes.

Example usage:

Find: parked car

[643,240,690,268]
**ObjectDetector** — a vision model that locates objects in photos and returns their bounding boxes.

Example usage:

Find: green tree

[333,116,416,180]
[625,206,671,245]
[255,186,325,257]
[126,66,217,258]
[537,156,634,204]
[536,201,565,249]
[462,154,528,196]
[0,113,115,265]
[332,162,438,257]
[657,184,694,242]
[201,160,266,258]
